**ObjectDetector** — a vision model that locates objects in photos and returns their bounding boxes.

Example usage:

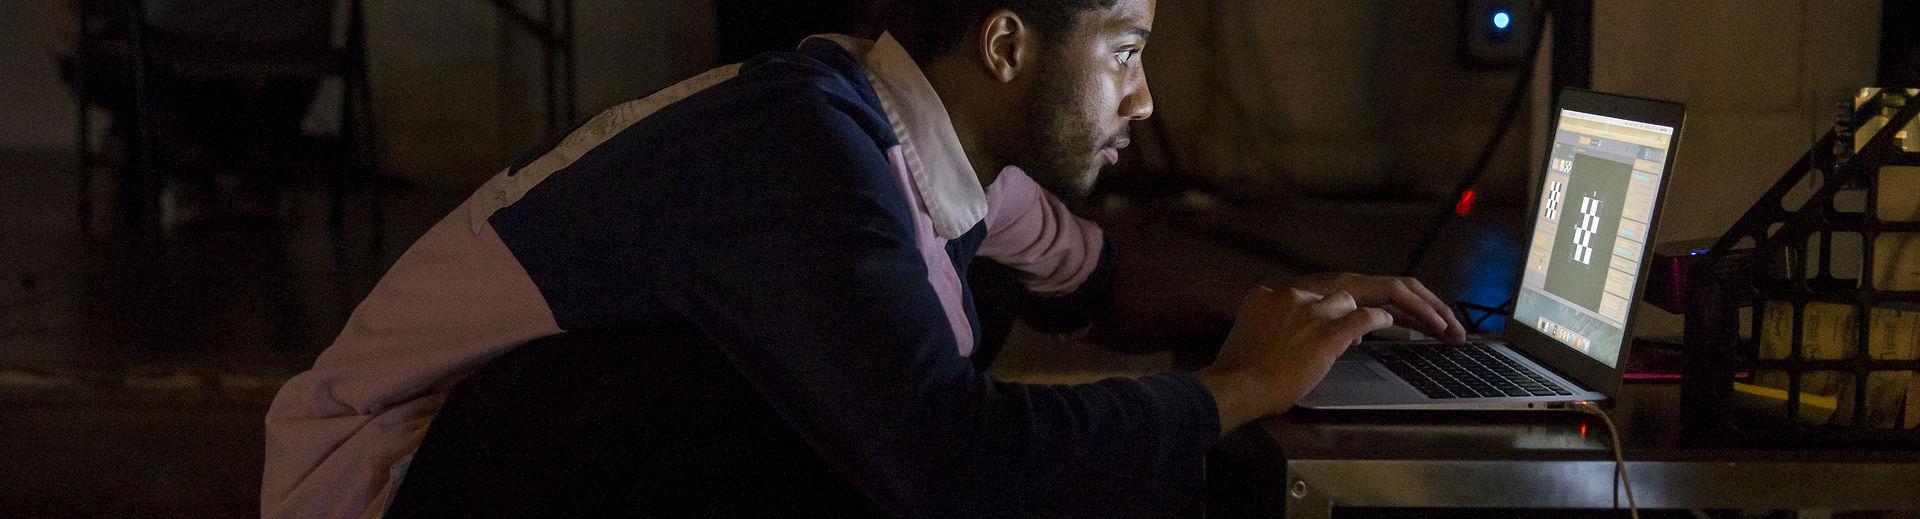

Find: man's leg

[384,327,878,517]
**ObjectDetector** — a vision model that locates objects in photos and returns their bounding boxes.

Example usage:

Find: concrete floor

[0,147,460,517]
[0,147,1527,517]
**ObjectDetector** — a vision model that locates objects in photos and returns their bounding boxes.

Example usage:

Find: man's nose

[1120,79,1153,121]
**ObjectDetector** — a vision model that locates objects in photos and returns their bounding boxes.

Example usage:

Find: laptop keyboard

[1374,343,1573,399]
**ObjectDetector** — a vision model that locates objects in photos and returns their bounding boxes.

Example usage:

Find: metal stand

[1685,88,1920,445]
[487,0,578,138]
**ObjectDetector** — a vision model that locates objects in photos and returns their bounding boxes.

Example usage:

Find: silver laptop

[1300,89,1685,410]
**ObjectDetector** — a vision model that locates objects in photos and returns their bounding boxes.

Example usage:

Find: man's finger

[1284,287,1323,304]
[1311,290,1357,318]
[1236,286,1284,324]
[1382,307,1417,330]
[1402,278,1467,343]
[1386,281,1449,339]
[1326,307,1394,342]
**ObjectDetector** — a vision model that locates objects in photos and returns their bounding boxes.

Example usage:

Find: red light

[1579,422,1588,437]
[1454,189,1477,216]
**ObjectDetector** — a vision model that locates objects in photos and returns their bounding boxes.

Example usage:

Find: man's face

[1007,0,1156,198]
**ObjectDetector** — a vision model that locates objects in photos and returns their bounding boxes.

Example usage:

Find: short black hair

[886,0,1119,60]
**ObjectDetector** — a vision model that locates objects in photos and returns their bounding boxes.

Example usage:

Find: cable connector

[1572,401,1638,519]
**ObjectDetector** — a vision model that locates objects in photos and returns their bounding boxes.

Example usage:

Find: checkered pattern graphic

[1543,181,1565,221]
[1571,196,1601,264]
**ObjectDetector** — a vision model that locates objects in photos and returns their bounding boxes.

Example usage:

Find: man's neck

[920,57,1004,188]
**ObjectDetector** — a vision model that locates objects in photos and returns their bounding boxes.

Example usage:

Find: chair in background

[72,0,382,265]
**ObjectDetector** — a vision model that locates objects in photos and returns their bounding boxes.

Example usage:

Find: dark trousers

[383,327,880,518]
[386,265,1046,517]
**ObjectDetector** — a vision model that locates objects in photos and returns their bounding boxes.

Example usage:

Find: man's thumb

[1328,307,1393,339]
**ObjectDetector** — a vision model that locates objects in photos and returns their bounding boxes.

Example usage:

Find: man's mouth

[1100,138,1132,165]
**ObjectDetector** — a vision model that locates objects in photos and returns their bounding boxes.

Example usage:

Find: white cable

[1575,401,1638,519]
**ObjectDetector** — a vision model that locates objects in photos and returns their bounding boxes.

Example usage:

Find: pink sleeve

[261,194,562,519]
[977,166,1106,295]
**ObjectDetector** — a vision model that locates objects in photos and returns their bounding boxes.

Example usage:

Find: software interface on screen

[1512,109,1674,368]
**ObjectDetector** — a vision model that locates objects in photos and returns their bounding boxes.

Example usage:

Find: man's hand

[1196,287,1393,433]
[1284,273,1467,344]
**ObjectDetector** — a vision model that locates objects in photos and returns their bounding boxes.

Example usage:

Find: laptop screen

[1511,108,1676,368]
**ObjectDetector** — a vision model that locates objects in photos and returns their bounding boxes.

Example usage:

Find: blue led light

[1492,10,1512,30]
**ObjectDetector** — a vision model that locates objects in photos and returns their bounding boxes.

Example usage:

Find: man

[263,0,1464,516]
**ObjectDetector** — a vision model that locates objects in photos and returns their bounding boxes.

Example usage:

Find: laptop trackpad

[1326,361,1386,383]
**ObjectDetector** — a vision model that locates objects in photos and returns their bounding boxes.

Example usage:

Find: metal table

[1213,383,1920,517]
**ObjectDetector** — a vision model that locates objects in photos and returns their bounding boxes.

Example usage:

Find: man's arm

[638,103,1218,517]
[651,119,1388,515]
[485,65,1388,514]
[976,166,1113,336]
[1005,238,1118,335]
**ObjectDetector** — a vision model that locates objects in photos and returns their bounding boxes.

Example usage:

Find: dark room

[2,0,1919,517]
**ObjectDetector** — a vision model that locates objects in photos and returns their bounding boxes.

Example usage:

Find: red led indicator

[1454,189,1477,216]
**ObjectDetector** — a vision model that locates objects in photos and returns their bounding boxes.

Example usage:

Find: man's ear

[975,10,1031,83]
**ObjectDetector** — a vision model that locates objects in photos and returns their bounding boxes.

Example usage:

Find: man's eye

[1115,49,1138,65]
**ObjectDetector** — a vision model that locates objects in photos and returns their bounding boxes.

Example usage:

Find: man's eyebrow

[1125,27,1152,40]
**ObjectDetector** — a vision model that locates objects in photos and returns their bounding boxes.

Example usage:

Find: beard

[1008,57,1124,199]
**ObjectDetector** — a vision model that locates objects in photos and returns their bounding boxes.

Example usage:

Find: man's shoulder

[666,44,895,149]
[488,44,909,239]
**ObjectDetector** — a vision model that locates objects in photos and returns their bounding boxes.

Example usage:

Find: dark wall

[715,0,881,62]
[0,2,74,149]
[1884,0,1920,86]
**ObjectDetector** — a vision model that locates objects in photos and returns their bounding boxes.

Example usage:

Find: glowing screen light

[1492,10,1512,31]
